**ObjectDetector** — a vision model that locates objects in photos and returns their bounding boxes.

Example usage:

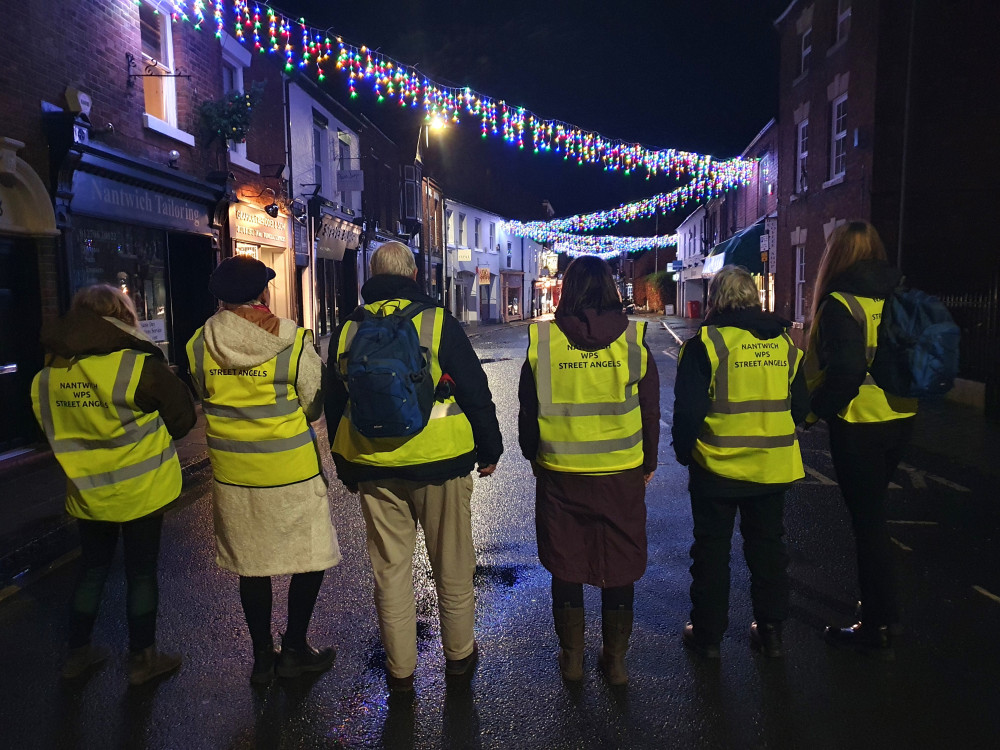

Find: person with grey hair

[325,241,503,696]
[672,265,809,659]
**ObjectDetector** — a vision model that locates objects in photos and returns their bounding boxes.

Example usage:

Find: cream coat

[202,309,340,576]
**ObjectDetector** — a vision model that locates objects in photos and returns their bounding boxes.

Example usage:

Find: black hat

[209,256,276,303]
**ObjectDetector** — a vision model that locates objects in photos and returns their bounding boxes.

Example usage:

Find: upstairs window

[458,213,466,246]
[312,112,328,194]
[830,95,848,179]
[795,246,807,322]
[796,119,809,193]
[219,33,256,171]
[489,222,496,252]
[836,0,852,43]
[445,210,453,245]
[139,2,178,129]
[474,218,481,249]
[800,27,812,75]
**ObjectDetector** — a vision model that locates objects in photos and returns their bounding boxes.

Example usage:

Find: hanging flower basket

[197,81,265,148]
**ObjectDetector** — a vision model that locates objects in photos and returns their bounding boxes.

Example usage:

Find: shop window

[71,217,170,356]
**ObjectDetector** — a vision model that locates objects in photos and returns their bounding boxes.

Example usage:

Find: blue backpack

[339,301,434,438]
[870,286,960,398]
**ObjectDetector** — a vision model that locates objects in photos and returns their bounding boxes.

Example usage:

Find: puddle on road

[473,563,522,587]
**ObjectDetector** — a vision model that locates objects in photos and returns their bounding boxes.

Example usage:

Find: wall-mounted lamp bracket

[126,52,191,88]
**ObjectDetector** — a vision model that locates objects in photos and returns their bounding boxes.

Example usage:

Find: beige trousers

[358,474,476,678]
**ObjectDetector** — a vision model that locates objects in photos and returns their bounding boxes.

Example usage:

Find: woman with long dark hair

[805,221,916,659]
[518,256,660,685]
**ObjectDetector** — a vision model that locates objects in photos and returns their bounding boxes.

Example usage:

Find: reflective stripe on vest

[187,326,322,487]
[331,300,476,467]
[691,325,805,484]
[805,293,917,424]
[31,350,181,522]
[528,319,646,474]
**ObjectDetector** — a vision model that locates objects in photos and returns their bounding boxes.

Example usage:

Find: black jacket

[672,306,810,497]
[40,309,197,441]
[810,259,901,421]
[324,274,503,486]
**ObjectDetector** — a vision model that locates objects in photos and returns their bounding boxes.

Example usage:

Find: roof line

[741,119,777,157]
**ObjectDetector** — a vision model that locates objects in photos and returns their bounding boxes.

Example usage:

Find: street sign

[672,260,684,271]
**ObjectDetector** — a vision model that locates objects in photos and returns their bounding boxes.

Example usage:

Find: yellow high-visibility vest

[31,350,181,522]
[805,292,917,423]
[331,300,475,466]
[527,319,647,474]
[691,325,805,484]
[187,326,322,487]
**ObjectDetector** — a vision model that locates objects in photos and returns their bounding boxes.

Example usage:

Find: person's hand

[530,461,539,478]
[477,463,497,477]
[644,470,655,486]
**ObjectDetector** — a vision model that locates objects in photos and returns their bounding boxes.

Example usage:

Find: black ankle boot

[749,621,783,658]
[276,636,336,678]
[824,622,894,661]
[251,642,277,684]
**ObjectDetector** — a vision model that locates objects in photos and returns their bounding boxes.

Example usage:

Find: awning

[702,220,765,277]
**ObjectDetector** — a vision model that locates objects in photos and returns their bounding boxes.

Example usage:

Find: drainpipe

[896,1,918,271]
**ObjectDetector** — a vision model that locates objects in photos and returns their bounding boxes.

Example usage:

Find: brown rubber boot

[127,646,182,686]
[598,608,633,686]
[553,607,585,681]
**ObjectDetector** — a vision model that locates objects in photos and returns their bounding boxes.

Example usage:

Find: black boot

[824,622,894,661]
[553,607,585,681]
[276,634,336,678]
[749,621,783,658]
[250,640,277,684]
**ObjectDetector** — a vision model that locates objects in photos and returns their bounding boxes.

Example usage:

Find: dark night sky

[279,0,791,231]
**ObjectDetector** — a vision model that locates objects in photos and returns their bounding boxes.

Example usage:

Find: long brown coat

[518,308,660,588]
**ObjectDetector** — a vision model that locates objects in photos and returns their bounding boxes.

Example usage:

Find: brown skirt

[534,466,647,588]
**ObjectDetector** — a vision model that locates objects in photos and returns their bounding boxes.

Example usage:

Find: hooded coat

[197,307,340,577]
[35,309,197,517]
[518,308,660,588]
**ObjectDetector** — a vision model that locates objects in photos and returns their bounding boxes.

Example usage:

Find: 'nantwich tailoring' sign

[72,172,209,234]
[229,204,288,246]
[316,214,361,261]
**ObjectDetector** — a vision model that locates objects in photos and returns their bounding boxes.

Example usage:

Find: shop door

[0,238,43,451]
[167,233,216,384]
[480,281,490,323]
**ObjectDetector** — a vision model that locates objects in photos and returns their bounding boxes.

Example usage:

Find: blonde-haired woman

[672,265,808,659]
[805,221,915,660]
[31,284,196,684]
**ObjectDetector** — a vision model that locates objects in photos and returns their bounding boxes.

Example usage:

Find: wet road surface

[0,319,997,749]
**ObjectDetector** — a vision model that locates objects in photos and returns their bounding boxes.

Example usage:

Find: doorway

[166,233,216,384]
[0,237,43,451]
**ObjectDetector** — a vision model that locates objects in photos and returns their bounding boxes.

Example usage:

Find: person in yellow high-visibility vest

[520,256,660,686]
[672,266,809,660]
[326,242,503,695]
[31,284,196,684]
[805,221,916,660]
[187,255,340,684]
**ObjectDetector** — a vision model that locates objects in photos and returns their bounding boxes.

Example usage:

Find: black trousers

[69,512,164,651]
[239,571,325,652]
[688,489,789,643]
[828,416,913,626]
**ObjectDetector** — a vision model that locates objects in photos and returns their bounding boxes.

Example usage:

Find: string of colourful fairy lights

[152,1,751,254]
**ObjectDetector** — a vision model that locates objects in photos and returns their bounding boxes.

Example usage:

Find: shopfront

[63,147,222,381]
[228,203,292,320]
[500,269,523,322]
